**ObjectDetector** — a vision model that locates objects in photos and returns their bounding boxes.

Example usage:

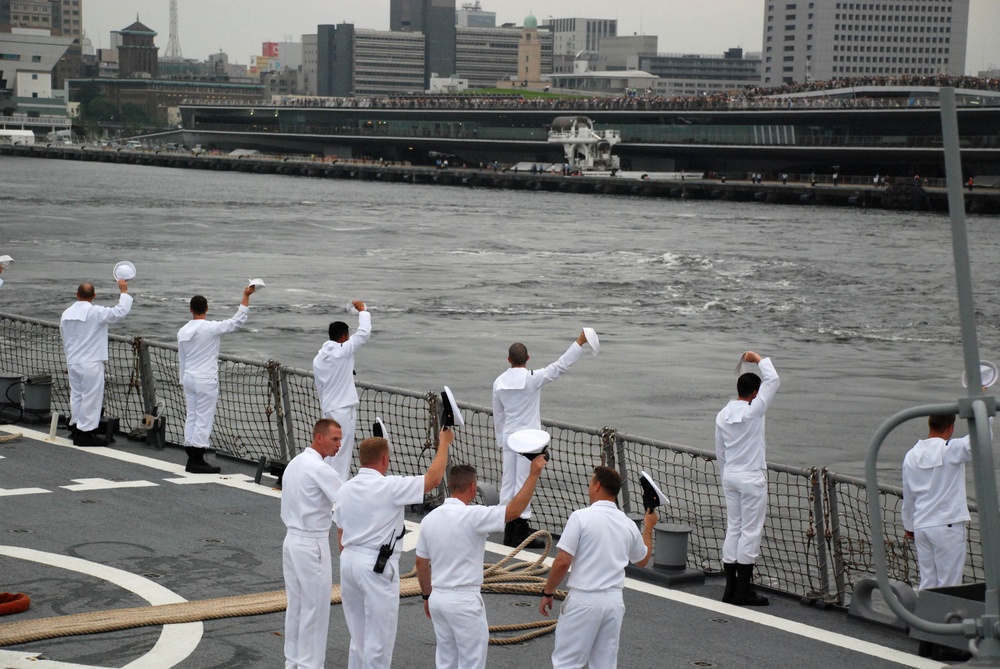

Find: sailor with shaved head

[493,330,590,547]
[60,278,132,446]
[415,455,547,669]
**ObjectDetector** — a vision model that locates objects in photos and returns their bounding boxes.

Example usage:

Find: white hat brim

[113,261,136,281]
[507,428,551,454]
[962,360,999,388]
[583,327,600,355]
[640,470,669,507]
[443,385,465,427]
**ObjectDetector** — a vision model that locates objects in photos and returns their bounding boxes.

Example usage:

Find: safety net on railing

[824,470,985,603]
[7,311,948,604]
[616,432,828,598]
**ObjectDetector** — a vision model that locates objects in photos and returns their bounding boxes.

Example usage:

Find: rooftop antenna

[165,0,184,59]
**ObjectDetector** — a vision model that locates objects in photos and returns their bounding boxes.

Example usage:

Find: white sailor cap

[639,471,669,512]
[0,255,12,268]
[248,278,266,291]
[507,429,551,455]
[962,360,999,388]
[441,386,465,427]
[113,261,136,281]
[583,327,601,355]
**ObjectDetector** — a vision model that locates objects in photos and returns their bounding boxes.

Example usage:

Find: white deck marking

[60,478,159,492]
[0,486,50,496]
[0,546,201,669]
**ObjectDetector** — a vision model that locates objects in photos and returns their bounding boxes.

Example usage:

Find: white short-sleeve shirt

[557,500,647,592]
[415,498,506,588]
[335,467,424,556]
[280,448,343,533]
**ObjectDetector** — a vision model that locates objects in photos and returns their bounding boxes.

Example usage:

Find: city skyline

[84,0,1000,76]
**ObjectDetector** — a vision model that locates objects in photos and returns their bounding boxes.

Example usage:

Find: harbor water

[2,155,999,485]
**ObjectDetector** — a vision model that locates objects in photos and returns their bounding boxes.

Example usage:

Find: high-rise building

[318,24,424,97]
[761,0,970,86]
[456,1,494,28]
[3,1,53,29]
[455,24,552,88]
[389,0,455,86]
[545,17,617,73]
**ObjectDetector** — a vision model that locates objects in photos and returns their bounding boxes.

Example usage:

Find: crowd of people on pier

[181,74,1000,117]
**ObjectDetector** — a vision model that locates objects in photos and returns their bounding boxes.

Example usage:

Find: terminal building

[640,48,762,97]
[762,0,970,85]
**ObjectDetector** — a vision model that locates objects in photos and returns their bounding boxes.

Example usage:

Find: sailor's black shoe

[185,447,221,474]
[73,429,106,447]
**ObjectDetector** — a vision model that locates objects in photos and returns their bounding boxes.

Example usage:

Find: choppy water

[2,156,999,484]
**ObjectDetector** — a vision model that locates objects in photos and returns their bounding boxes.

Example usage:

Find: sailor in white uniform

[415,455,547,669]
[492,330,588,546]
[313,300,371,481]
[60,280,132,445]
[281,419,345,669]
[715,351,779,606]
[335,428,452,669]
[902,412,992,590]
[539,466,656,669]
[177,286,254,473]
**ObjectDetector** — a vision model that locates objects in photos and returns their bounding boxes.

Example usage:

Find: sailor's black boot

[733,563,769,606]
[185,447,221,474]
[73,428,105,447]
[721,562,738,603]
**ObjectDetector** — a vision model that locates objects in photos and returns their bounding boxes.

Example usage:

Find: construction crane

[165,0,183,59]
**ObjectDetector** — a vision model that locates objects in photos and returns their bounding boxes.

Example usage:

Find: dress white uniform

[714,357,779,565]
[60,293,133,432]
[550,500,648,669]
[281,447,343,669]
[334,467,424,669]
[313,311,371,481]
[492,342,584,517]
[415,498,506,669]
[177,304,249,449]
[901,419,992,590]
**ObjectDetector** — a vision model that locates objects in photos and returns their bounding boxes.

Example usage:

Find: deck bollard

[653,523,692,571]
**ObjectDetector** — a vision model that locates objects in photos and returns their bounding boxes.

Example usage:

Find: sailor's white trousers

[428,587,489,669]
[551,589,626,669]
[182,375,219,449]
[282,530,332,669]
[340,545,400,669]
[68,361,104,431]
[721,469,768,564]
[915,522,966,590]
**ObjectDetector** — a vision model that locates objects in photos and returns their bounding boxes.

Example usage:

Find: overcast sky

[86,0,1000,75]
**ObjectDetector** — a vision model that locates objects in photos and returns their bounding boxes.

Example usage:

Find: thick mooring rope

[0,531,564,647]
[0,433,22,444]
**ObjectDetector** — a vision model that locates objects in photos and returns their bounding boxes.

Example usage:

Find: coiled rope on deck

[0,530,564,647]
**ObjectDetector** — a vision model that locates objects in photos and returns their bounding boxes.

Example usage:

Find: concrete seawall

[4,144,999,215]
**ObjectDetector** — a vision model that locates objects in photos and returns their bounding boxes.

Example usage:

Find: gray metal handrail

[864,88,1000,660]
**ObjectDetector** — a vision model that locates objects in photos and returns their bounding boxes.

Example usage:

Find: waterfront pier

[3,143,999,214]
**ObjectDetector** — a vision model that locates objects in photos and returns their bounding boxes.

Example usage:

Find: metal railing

[0,311,986,605]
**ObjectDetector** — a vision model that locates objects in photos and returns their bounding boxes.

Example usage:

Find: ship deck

[0,424,949,669]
